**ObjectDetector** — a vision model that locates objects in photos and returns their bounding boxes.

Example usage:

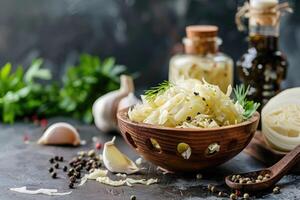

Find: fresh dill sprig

[234,84,260,119]
[144,81,173,102]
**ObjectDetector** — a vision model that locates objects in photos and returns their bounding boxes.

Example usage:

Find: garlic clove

[92,75,135,132]
[103,137,139,174]
[37,122,81,146]
[118,92,141,111]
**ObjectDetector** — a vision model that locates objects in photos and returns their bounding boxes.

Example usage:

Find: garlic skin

[103,137,139,174]
[38,122,81,146]
[92,75,135,132]
[118,92,141,111]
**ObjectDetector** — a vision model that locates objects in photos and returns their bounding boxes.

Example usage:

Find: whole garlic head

[93,75,138,132]
[118,92,141,111]
[38,122,81,146]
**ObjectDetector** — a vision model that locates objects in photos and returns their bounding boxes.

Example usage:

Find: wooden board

[244,131,300,173]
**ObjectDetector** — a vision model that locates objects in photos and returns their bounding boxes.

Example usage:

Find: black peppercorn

[59,156,64,162]
[49,167,54,173]
[54,163,59,169]
[186,116,191,121]
[51,172,57,179]
[69,182,74,189]
[130,195,136,200]
[70,176,76,183]
[63,166,68,172]
[75,172,81,179]
[75,165,82,172]
[49,158,54,164]
[194,92,199,96]
[54,156,59,161]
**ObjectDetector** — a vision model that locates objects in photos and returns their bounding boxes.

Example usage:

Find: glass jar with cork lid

[236,0,292,108]
[169,25,233,93]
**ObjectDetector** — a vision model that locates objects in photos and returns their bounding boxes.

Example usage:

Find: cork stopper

[186,25,218,39]
[184,25,219,55]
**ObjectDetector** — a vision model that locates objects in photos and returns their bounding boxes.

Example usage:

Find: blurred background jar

[169,25,233,93]
[236,0,291,109]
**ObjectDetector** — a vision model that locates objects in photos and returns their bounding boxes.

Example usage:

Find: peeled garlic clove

[118,92,141,111]
[103,137,139,174]
[93,75,135,132]
[38,122,81,146]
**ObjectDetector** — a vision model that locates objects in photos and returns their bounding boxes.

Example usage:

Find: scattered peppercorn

[210,186,216,193]
[130,195,136,200]
[95,142,102,150]
[193,92,199,96]
[196,174,202,180]
[88,150,95,157]
[186,116,191,121]
[63,166,68,172]
[59,156,64,162]
[230,193,237,200]
[70,176,76,183]
[69,182,74,189]
[218,191,223,197]
[48,167,54,173]
[54,163,59,169]
[54,156,59,161]
[49,158,54,164]
[207,184,212,190]
[75,172,81,179]
[51,172,57,179]
[273,186,280,194]
[243,193,250,199]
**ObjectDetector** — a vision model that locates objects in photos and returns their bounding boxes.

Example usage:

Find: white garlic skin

[92,75,135,132]
[118,92,140,111]
[38,122,81,146]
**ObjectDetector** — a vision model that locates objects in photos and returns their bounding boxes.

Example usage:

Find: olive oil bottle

[236,0,292,109]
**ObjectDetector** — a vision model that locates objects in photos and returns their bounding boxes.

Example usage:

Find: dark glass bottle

[237,20,288,110]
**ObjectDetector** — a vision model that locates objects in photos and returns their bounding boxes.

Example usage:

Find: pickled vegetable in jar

[236,0,292,108]
[169,25,233,93]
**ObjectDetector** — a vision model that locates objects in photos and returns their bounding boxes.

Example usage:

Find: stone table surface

[1,118,300,200]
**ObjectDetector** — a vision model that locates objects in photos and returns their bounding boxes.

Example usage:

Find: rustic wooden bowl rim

[117,108,260,132]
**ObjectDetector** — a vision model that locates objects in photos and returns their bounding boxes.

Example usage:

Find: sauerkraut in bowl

[128,79,259,128]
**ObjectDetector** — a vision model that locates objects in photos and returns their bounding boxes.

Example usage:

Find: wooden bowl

[117,109,260,172]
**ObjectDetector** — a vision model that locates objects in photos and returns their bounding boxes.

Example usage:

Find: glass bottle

[236,0,289,109]
[169,25,233,93]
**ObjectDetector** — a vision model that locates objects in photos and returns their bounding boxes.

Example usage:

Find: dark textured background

[0,0,299,90]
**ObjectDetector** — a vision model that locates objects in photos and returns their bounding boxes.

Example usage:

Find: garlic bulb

[38,122,81,146]
[118,92,141,111]
[262,88,300,151]
[93,75,137,132]
[103,137,139,174]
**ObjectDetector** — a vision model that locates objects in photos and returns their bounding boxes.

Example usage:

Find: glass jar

[236,0,290,109]
[169,25,233,93]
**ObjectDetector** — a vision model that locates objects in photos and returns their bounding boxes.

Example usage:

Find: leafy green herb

[144,81,173,102]
[0,54,129,124]
[0,59,52,123]
[59,54,127,123]
[234,84,260,119]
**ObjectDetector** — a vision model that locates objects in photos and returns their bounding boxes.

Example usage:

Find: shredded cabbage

[128,79,244,128]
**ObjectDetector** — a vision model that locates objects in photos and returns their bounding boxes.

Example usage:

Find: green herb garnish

[234,84,260,119]
[0,54,129,124]
[144,81,173,102]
